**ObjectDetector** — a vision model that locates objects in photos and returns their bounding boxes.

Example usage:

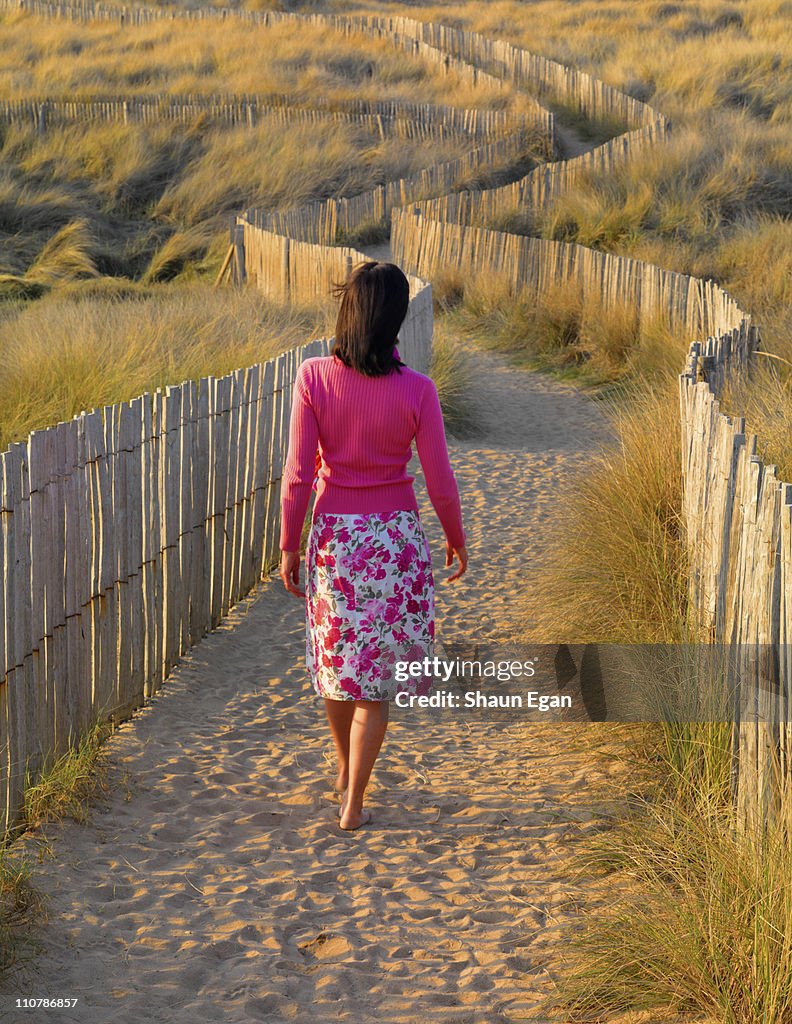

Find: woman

[279,260,468,831]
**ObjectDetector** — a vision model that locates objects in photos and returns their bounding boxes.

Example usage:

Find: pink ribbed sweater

[279,353,466,552]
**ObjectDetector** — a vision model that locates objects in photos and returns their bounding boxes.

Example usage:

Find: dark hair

[330,261,409,377]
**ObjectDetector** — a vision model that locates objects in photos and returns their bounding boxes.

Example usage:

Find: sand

[5,342,641,1024]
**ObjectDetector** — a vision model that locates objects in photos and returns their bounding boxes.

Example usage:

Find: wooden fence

[0,93,532,144]
[393,118,671,228]
[240,130,546,248]
[390,209,742,335]
[2,0,787,829]
[0,277,432,839]
[679,330,792,831]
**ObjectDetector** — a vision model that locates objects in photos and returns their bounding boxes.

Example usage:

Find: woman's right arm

[279,362,319,561]
[414,378,468,580]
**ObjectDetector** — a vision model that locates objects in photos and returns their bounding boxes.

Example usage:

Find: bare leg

[324,698,355,795]
[340,700,389,830]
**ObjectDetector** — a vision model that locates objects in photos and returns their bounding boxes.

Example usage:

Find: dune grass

[542,716,792,1024]
[433,266,690,390]
[719,342,792,483]
[427,323,477,438]
[0,281,337,450]
[519,372,692,646]
[0,115,488,289]
[531,113,792,271]
[20,718,119,834]
[515,357,792,1020]
[0,713,129,984]
[0,845,46,983]
[372,0,792,125]
[0,8,506,106]
[0,5,543,293]
[366,0,792,376]
[1,0,791,1010]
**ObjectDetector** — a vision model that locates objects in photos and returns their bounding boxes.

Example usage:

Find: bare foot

[339,807,372,831]
[334,773,348,794]
[337,789,348,818]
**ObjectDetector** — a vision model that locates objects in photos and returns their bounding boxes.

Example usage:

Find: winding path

[7,342,630,1024]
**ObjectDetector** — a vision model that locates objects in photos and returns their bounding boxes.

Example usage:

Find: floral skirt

[305,510,435,701]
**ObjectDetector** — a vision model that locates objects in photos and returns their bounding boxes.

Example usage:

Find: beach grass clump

[525,374,690,645]
[0,282,335,450]
[719,351,792,484]
[430,266,467,314]
[335,218,390,249]
[440,269,689,387]
[429,327,477,437]
[23,219,101,285]
[702,211,792,317]
[0,713,126,984]
[543,720,792,1024]
[0,846,45,983]
[20,719,116,833]
[143,225,219,283]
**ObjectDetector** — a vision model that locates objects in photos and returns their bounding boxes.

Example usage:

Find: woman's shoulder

[298,354,335,371]
[395,364,436,395]
[296,353,335,384]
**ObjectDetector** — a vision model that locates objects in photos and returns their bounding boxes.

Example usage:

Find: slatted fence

[239,131,543,248]
[0,93,533,144]
[393,118,670,228]
[0,274,431,839]
[679,329,792,830]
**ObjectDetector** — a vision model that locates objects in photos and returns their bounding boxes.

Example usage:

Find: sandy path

[6,344,631,1024]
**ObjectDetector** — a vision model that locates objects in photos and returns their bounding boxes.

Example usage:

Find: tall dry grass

[0,115,485,288]
[518,373,692,646]
[0,282,336,449]
[720,350,792,482]
[0,8,507,106]
[428,322,478,437]
[543,743,792,1023]
[366,0,792,376]
[511,351,792,1021]
[435,266,690,388]
[369,0,792,124]
[0,5,541,292]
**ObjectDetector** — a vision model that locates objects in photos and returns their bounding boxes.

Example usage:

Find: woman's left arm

[279,362,319,597]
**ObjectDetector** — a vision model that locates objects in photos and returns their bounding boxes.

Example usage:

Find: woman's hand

[445,542,468,581]
[280,550,305,598]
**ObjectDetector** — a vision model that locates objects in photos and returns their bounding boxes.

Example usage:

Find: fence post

[280,236,290,300]
[232,222,246,286]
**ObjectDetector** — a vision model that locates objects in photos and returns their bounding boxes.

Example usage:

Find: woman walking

[279,261,468,830]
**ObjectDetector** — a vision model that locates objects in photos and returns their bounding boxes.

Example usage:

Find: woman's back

[279,353,466,551]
